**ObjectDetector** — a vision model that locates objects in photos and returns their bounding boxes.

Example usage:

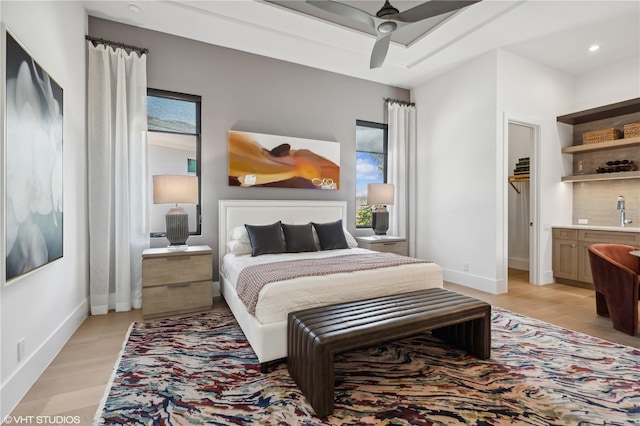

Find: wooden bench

[287,288,491,417]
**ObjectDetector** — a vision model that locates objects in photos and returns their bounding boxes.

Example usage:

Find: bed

[218,200,443,369]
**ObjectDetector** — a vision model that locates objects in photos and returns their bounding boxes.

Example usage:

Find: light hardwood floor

[8,270,640,424]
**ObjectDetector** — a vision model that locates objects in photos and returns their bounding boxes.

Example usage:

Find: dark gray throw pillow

[281,223,317,253]
[312,219,349,250]
[244,221,285,256]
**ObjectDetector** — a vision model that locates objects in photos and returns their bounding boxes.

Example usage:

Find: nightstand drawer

[142,281,212,318]
[374,240,408,256]
[142,253,212,287]
[355,236,409,256]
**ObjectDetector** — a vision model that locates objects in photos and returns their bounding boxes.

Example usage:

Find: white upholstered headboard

[218,199,348,267]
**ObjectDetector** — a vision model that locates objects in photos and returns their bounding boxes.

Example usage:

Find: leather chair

[587,244,640,336]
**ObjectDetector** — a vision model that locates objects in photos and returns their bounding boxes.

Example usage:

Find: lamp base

[372,207,389,235]
[166,206,190,246]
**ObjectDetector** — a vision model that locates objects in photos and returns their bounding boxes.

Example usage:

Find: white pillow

[226,239,253,255]
[343,228,358,248]
[228,225,250,243]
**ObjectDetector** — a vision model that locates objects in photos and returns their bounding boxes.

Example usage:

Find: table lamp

[367,183,394,235]
[153,175,199,248]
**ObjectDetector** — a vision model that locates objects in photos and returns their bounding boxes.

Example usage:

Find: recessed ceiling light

[588,44,600,52]
[128,3,141,13]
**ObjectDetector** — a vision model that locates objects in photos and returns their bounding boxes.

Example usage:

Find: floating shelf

[557,98,640,125]
[508,174,529,193]
[561,137,640,153]
[561,171,640,182]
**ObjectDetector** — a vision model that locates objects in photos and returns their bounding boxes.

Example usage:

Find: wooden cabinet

[552,229,578,281]
[557,98,640,182]
[553,228,640,287]
[355,236,408,256]
[577,229,640,284]
[142,245,213,319]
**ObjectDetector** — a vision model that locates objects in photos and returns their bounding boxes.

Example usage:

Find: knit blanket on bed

[236,252,429,315]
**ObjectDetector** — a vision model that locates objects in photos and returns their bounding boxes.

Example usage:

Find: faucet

[617,195,633,227]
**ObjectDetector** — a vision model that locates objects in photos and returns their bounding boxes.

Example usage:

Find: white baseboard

[508,257,529,271]
[0,298,89,419]
[541,270,555,285]
[443,269,506,295]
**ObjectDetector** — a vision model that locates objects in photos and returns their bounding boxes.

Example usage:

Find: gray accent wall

[88,17,410,278]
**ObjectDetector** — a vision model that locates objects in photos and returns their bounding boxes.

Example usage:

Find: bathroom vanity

[552,225,640,288]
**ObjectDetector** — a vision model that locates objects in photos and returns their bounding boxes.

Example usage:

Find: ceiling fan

[307,0,481,69]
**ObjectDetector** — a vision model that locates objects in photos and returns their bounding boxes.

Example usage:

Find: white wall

[0,1,88,418]
[497,50,574,285]
[413,49,575,293]
[573,56,640,111]
[413,51,500,293]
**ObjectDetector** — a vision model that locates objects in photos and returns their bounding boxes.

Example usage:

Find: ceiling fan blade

[306,0,375,27]
[394,0,481,23]
[370,33,392,69]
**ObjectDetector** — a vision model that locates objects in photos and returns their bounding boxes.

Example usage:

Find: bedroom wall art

[3,27,63,284]
[228,130,340,190]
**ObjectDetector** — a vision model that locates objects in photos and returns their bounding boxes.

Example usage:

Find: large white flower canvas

[3,28,63,284]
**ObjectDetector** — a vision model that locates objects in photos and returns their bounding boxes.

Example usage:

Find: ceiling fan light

[378,21,397,33]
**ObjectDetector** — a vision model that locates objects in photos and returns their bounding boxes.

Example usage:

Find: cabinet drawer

[375,240,408,256]
[143,253,212,287]
[578,230,640,245]
[142,281,212,318]
[553,228,578,240]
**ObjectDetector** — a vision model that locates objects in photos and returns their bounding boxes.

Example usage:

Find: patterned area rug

[94,307,640,425]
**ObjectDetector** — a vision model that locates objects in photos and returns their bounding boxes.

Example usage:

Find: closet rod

[384,98,415,107]
[85,35,149,55]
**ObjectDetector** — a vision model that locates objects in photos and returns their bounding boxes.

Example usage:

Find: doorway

[507,124,533,275]
[504,116,541,287]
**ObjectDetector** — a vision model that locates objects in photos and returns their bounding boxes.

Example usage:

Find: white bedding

[222,248,443,324]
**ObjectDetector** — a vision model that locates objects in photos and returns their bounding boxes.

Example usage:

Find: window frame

[355,119,388,229]
[147,88,202,238]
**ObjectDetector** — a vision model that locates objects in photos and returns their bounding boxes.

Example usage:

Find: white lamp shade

[153,175,199,204]
[367,183,394,205]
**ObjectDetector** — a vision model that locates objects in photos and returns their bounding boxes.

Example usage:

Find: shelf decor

[624,122,640,138]
[558,98,640,183]
[3,27,64,284]
[228,130,340,190]
[582,128,621,144]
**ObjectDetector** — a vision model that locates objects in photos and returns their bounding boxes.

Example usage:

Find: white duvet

[222,248,443,324]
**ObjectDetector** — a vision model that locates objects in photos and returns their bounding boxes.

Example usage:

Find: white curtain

[87,42,149,314]
[387,102,417,255]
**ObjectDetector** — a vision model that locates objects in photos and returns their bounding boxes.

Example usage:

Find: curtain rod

[384,98,415,107]
[85,35,149,55]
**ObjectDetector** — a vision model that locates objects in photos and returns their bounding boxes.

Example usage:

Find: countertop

[552,225,640,233]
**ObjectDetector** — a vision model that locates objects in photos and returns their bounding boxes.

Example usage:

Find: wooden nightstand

[142,245,213,319]
[355,236,408,256]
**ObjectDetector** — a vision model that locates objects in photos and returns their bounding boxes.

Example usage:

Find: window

[355,120,388,228]
[147,88,202,238]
